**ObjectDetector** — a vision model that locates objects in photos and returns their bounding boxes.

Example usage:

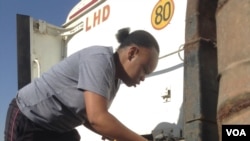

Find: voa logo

[226,129,246,136]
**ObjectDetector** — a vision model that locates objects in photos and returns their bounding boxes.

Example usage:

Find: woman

[5,27,160,141]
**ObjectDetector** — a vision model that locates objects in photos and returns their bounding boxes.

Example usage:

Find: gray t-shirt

[16,46,120,132]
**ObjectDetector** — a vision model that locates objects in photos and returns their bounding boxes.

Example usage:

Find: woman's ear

[128,46,139,60]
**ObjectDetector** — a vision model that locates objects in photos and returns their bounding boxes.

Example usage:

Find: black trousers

[4,99,81,141]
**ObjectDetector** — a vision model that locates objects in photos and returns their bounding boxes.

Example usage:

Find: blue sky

[0,0,78,139]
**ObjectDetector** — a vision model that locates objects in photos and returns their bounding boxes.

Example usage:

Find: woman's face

[121,46,159,87]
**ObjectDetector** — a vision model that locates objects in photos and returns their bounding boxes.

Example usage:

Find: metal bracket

[162,88,171,102]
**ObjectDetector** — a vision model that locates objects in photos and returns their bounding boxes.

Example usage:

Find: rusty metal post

[184,0,219,141]
[216,0,250,140]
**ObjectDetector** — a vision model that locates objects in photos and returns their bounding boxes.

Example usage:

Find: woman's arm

[83,120,114,141]
[83,90,148,141]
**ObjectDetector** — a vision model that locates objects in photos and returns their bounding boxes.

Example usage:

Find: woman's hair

[116,28,160,53]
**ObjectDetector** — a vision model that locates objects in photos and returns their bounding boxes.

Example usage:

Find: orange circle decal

[151,0,175,30]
